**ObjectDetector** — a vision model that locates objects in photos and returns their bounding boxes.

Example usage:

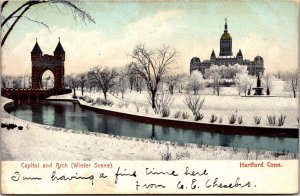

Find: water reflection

[6,101,298,153]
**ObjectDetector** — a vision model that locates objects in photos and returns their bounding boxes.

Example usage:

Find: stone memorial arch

[31,39,65,89]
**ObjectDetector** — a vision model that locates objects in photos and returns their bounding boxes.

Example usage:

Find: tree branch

[12,15,50,31]
[1,3,32,47]
[1,0,9,12]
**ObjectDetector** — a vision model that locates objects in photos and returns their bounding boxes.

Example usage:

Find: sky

[1,0,299,76]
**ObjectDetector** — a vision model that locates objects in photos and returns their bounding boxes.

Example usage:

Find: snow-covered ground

[50,81,298,129]
[1,97,297,160]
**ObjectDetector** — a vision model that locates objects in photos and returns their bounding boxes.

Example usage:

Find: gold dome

[221,32,232,40]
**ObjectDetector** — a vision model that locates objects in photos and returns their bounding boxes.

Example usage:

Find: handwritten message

[1,160,297,194]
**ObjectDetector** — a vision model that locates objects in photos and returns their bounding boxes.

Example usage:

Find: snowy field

[50,79,298,129]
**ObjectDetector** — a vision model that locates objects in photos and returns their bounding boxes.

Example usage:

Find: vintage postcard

[1,0,298,194]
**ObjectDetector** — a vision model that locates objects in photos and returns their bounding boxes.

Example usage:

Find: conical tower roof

[211,49,216,57]
[31,41,42,54]
[54,39,65,54]
[237,49,243,57]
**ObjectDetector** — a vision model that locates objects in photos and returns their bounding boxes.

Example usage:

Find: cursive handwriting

[51,171,95,185]
[206,177,252,188]
[114,167,137,184]
[184,167,208,177]
[146,168,178,176]
[136,181,166,190]
[11,171,42,181]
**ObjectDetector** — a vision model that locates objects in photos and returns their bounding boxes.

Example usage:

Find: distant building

[190,19,264,76]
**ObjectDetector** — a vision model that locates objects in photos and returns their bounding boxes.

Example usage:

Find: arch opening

[41,70,54,90]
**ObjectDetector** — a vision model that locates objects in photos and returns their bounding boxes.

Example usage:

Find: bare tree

[77,73,87,96]
[165,74,181,95]
[1,75,9,88]
[115,67,129,99]
[88,67,118,100]
[262,74,275,95]
[130,44,177,109]
[1,0,95,47]
[65,74,78,98]
[290,72,298,98]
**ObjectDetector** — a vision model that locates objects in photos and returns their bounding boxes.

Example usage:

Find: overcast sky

[2,1,299,76]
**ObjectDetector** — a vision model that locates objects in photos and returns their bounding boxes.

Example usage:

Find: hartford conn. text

[12,164,255,191]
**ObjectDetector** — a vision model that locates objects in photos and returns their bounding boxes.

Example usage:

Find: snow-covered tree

[186,70,204,95]
[262,74,275,95]
[235,73,254,96]
[65,74,78,98]
[88,67,118,100]
[204,65,221,96]
[218,64,248,79]
[130,44,177,109]
[77,73,87,96]
[116,67,129,98]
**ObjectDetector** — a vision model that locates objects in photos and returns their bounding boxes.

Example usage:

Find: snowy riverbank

[1,97,298,160]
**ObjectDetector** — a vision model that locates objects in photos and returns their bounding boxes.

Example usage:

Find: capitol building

[190,19,264,76]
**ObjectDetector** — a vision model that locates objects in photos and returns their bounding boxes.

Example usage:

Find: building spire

[224,18,228,32]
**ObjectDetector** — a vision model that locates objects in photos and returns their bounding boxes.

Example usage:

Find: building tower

[236,49,243,64]
[210,49,216,64]
[219,18,233,56]
[31,38,65,89]
[31,39,43,61]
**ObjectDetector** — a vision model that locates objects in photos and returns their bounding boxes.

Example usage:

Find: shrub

[95,97,113,106]
[117,102,124,108]
[194,112,204,121]
[210,114,218,123]
[144,106,149,114]
[160,146,172,161]
[150,92,174,114]
[238,115,243,124]
[134,102,142,112]
[219,117,223,123]
[162,108,170,117]
[278,114,286,126]
[267,115,276,126]
[174,111,181,118]
[182,112,190,119]
[228,114,237,124]
[254,116,261,124]
[184,94,205,115]
[83,96,94,103]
